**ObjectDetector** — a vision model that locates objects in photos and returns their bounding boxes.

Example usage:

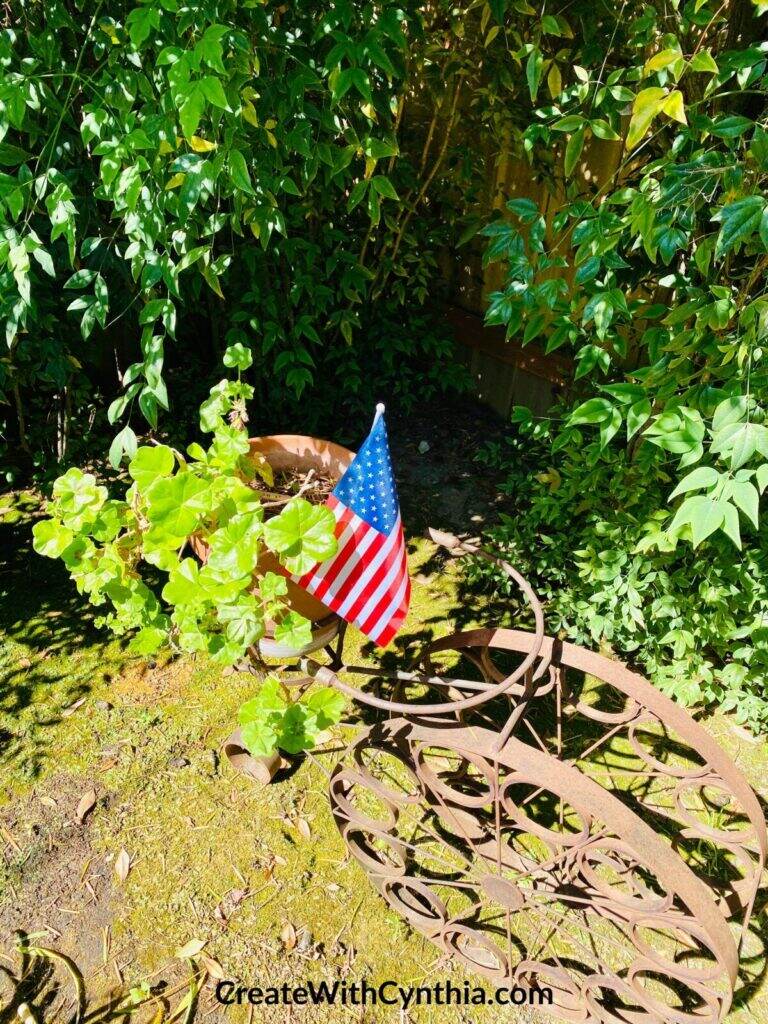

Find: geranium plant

[237,676,346,758]
[33,344,345,757]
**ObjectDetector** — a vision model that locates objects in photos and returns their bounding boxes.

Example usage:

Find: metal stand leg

[323,619,348,670]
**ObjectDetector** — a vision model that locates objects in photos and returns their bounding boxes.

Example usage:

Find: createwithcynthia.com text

[215,978,554,1009]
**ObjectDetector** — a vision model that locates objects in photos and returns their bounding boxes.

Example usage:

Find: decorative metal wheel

[331,717,743,1023]
[318,554,765,1023]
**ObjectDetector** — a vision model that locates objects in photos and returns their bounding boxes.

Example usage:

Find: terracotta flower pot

[190,434,354,657]
[248,435,354,622]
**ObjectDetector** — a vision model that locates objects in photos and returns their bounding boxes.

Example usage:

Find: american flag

[293,405,410,647]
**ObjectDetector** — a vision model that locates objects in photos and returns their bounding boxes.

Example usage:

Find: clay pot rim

[248,433,355,471]
[222,727,288,784]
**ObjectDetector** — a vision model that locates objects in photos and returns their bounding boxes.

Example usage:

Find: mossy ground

[1,473,767,1024]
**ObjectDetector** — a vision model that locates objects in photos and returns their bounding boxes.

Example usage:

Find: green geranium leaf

[161,557,203,606]
[218,594,265,647]
[53,467,108,523]
[239,677,286,723]
[260,571,288,602]
[129,445,176,491]
[223,341,253,370]
[240,717,279,758]
[276,703,319,754]
[263,498,337,576]
[129,626,168,655]
[178,623,208,653]
[199,381,231,433]
[143,546,181,571]
[302,686,345,729]
[209,425,250,469]
[91,500,126,542]
[145,472,211,540]
[207,634,246,666]
[273,611,313,651]
[32,519,74,558]
[206,511,263,580]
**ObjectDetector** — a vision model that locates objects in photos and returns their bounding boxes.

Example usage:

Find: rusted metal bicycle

[304,543,766,1024]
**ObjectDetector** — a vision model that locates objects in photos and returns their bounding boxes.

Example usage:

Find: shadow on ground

[0,494,130,788]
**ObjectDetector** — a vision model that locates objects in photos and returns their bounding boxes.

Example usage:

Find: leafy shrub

[477,0,768,731]
[32,346,337,668]
[238,676,345,758]
[2,0,553,474]
[476,429,768,733]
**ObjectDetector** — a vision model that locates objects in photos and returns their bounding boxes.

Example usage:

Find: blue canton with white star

[332,414,399,535]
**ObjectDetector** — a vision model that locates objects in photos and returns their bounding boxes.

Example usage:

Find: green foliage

[1,0,501,475]
[480,0,768,731]
[477,431,768,733]
[32,359,338,669]
[263,499,338,577]
[238,676,345,757]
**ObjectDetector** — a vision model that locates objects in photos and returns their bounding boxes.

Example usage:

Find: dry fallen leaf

[18,657,32,669]
[114,848,131,882]
[213,885,248,925]
[39,796,57,809]
[76,789,97,823]
[427,526,461,549]
[62,697,87,718]
[201,955,225,980]
[175,937,207,959]
[296,818,311,839]
[281,922,297,951]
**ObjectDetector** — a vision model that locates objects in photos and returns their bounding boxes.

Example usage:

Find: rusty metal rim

[329,713,746,1023]
[345,717,740,989]
[513,960,589,1022]
[423,627,766,869]
[314,554,546,716]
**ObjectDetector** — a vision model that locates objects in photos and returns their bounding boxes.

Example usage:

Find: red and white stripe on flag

[294,494,411,647]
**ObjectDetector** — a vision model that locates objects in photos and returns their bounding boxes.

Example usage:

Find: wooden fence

[444,132,623,418]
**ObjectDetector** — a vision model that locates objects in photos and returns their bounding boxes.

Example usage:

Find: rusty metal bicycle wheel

[417,629,766,941]
[330,716,740,1023]
[321,552,764,1022]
